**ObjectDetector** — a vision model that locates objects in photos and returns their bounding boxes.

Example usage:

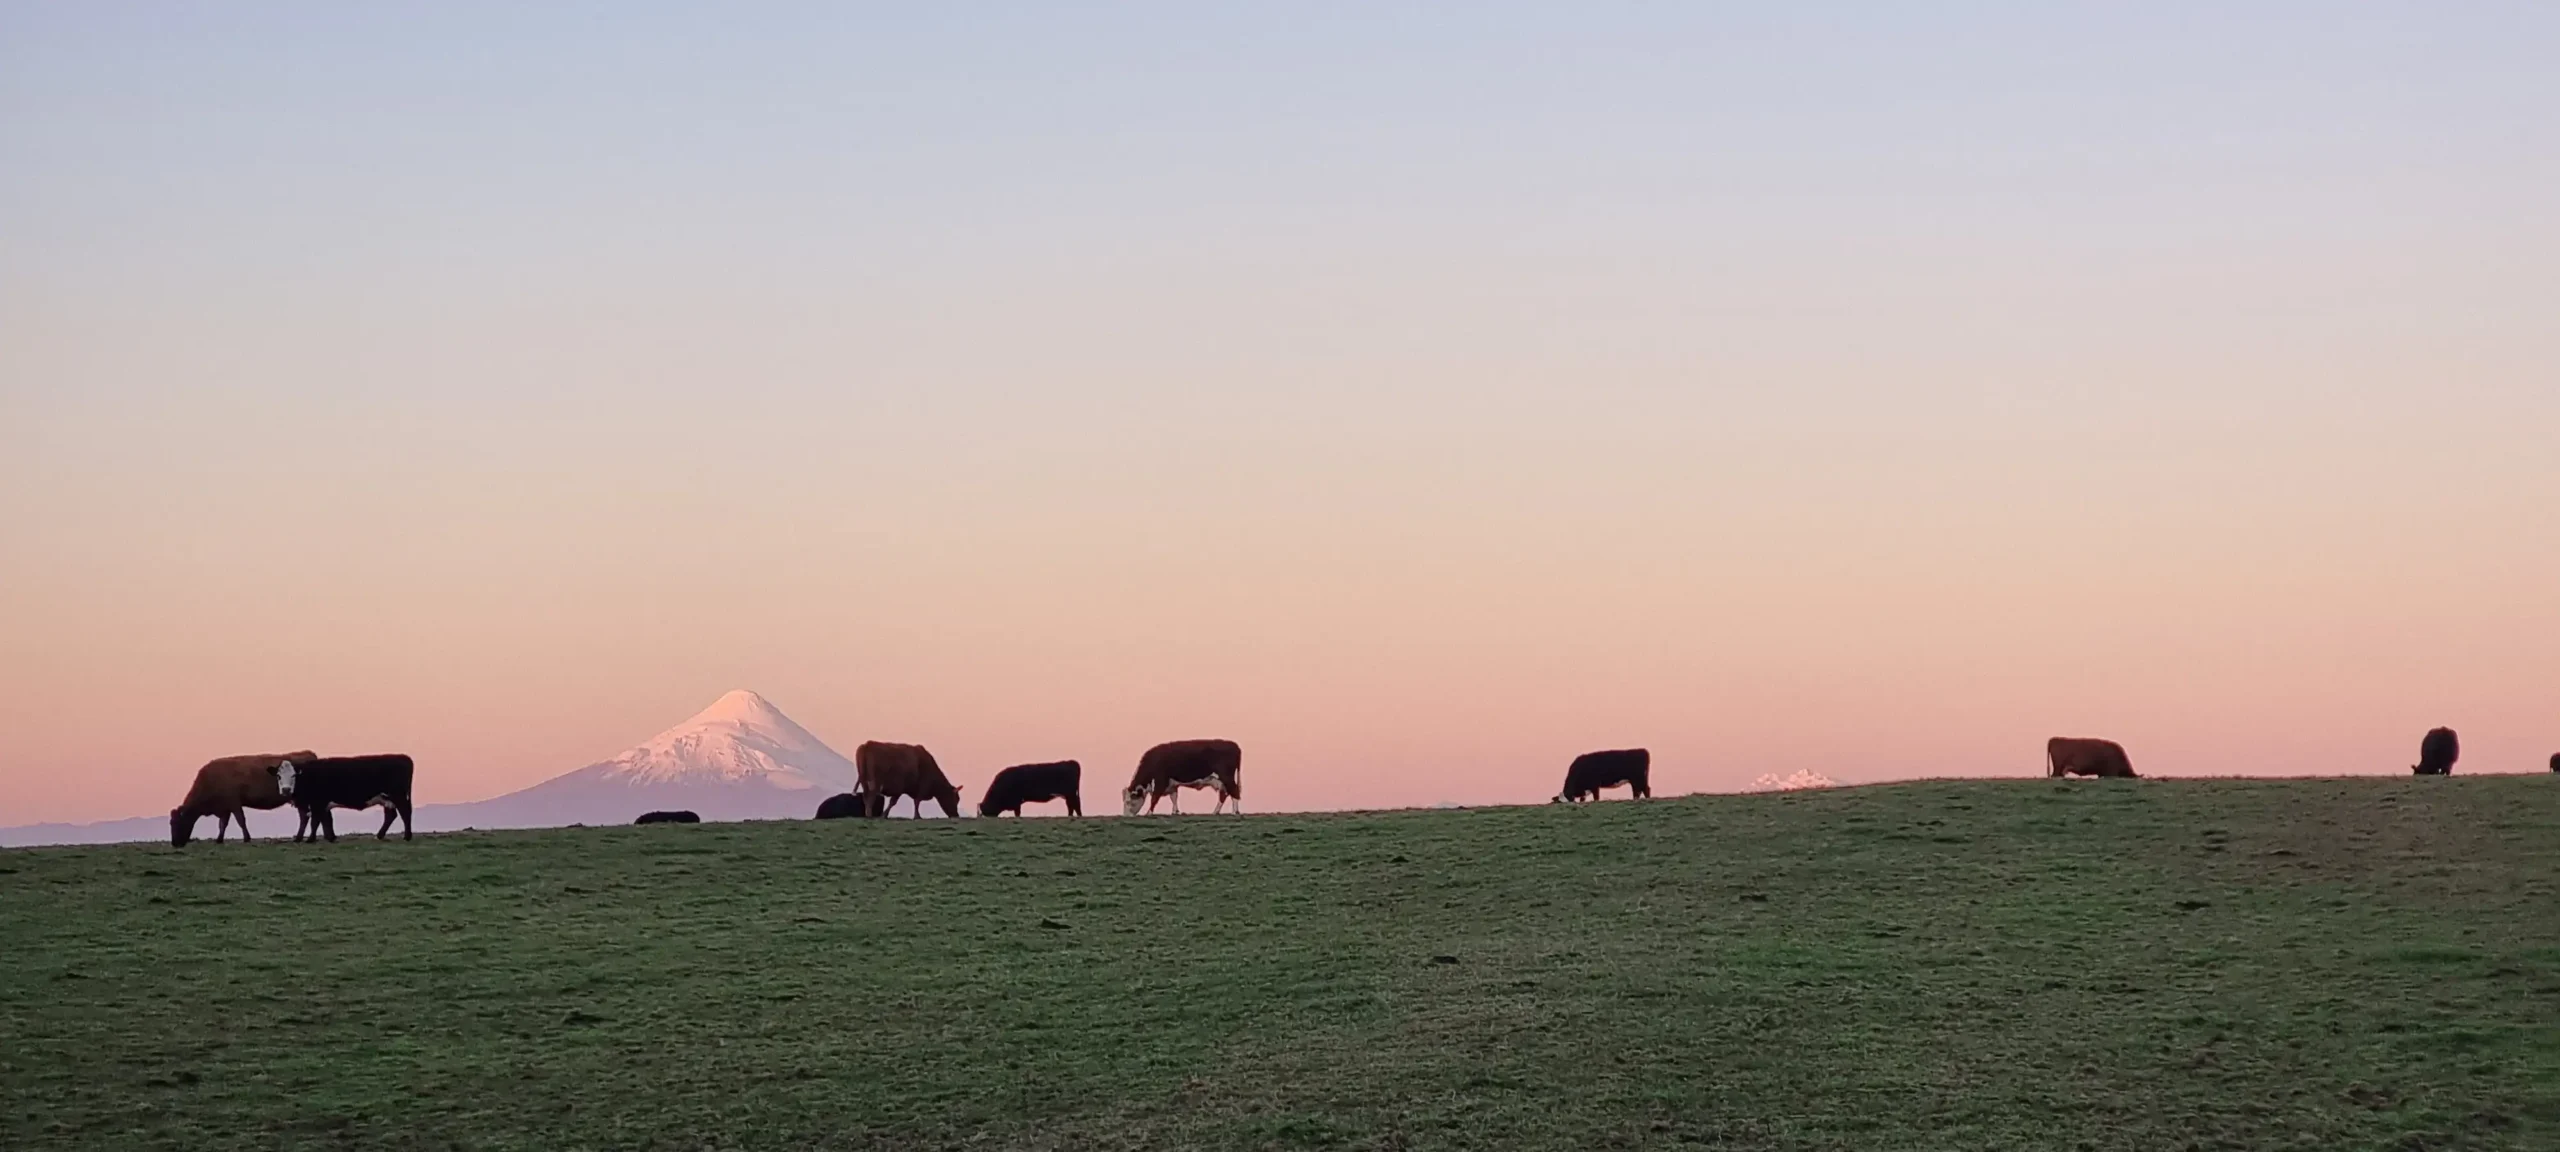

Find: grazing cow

[855,742,961,818]
[1553,748,1651,803]
[635,810,700,825]
[291,755,416,842]
[1123,740,1242,816]
[980,760,1082,818]
[2046,737,2137,779]
[814,792,874,820]
[169,751,318,847]
[2412,727,2459,776]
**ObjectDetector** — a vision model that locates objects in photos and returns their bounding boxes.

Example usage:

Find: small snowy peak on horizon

[584,689,860,792]
[1747,770,1837,792]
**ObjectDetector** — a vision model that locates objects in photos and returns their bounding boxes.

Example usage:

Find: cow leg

[319,807,338,844]
[395,797,413,841]
[214,812,229,843]
[1066,792,1081,818]
[376,803,397,841]
[236,809,253,843]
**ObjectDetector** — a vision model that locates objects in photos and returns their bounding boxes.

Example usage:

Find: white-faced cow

[1124,740,1241,816]
[291,755,416,842]
[856,742,961,818]
[2047,737,2136,779]
[980,760,1081,818]
[2412,727,2459,776]
[1553,748,1650,803]
[169,751,318,847]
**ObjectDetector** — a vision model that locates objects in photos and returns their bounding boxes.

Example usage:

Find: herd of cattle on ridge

[166,728,2557,846]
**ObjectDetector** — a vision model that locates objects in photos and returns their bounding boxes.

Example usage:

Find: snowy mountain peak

[586,690,860,792]
[688,688,789,728]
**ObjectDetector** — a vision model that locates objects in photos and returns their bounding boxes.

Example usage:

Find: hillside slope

[4,777,2556,1150]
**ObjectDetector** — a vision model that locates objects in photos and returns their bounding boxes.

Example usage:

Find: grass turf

[3,776,2557,1151]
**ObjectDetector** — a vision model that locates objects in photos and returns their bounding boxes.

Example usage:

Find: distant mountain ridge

[0,690,886,847]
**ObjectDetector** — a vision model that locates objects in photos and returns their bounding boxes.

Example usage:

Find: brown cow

[170,751,318,847]
[2411,727,2459,776]
[2046,737,2136,779]
[1124,739,1242,816]
[855,742,961,818]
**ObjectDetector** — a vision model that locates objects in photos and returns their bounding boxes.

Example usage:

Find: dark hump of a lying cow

[814,792,871,819]
[634,810,700,825]
[980,760,1082,818]
[1557,749,1650,801]
[2413,727,2459,776]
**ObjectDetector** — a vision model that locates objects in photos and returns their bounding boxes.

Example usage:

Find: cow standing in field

[1123,740,1242,816]
[979,760,1082,818]
[635,810,700,825]
[169,751,318,847]
[291,755,416,842]
[2412,727,2459,776]
[856,742,961,818]
[1553,749,1650,803]
[2550,753,2558,774]
[2046,737,2136,779]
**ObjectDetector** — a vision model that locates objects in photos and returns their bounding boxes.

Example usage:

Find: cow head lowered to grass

[169,752,317,847]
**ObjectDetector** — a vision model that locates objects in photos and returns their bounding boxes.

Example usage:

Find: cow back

[857,742,951,795]
[181,750,318,814]
[297,755,416,807]
[2047,737,2134,778]
[984,760,1080,814]
[1562,748,1648,795]
[1131,740,1241,791]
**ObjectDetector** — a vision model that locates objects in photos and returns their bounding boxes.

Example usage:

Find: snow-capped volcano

[414,690,866,828]
[585,689,860,792]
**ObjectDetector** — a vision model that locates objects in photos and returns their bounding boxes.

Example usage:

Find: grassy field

[4,777,2557,1151]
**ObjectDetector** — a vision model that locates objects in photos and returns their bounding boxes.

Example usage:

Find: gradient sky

[4,3,2556,824]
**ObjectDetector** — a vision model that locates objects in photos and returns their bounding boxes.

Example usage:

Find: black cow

[1553,748,1650,802]
[2549,753,2558,774]
[980,760,1082,818]
[814,792,873,820]
[291,755,416,842]
[2413,727,2459,776]
[635,810,700,825]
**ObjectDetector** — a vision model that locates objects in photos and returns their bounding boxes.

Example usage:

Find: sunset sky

[4,4,2555,825]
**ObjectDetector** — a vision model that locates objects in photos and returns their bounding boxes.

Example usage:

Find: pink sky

[4,7,2556,824]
